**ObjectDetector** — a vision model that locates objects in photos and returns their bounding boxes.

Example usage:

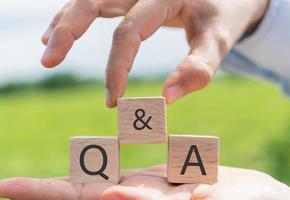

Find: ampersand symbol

[133,108,152,130]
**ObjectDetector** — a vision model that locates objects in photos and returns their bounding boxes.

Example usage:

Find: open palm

[0,165,289,200]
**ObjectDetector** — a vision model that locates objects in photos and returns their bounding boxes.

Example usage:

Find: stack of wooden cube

[70,97,219,184]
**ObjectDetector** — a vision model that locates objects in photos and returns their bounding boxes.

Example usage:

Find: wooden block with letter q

[70,136,120,184]
[167,135,219,184]
[117,97,167,144]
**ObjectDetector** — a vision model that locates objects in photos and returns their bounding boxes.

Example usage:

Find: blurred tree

[38,73,80,89]
[265,121,290,184]
[0,83,27,94]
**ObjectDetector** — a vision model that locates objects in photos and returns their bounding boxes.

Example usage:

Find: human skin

[41,0,269,107]
[0,165,289,200]
[17,1,290,199]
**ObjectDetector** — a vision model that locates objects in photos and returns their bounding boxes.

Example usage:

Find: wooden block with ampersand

[117,97,167,144]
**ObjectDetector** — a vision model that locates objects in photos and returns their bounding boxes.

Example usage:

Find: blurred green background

[0,74,289,185]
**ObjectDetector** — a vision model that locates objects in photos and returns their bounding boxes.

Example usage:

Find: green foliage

[263,123,290,184]
[0,82,28,94]
[38,73,81,89]
[0,73,92,95]
[0,76,289,184]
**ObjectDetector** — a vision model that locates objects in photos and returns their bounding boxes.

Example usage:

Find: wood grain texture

[70,136,120,184]
[167,135,219,184]
[117,97,167,144]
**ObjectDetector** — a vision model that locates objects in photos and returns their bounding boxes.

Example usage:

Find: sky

[0,0,189,84]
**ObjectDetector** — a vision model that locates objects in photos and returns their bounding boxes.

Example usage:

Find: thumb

[101,185,163,200]
[163,55,214,104]
[163,31,229,104]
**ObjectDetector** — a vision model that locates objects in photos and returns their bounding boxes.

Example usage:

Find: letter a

[180,145,206,176]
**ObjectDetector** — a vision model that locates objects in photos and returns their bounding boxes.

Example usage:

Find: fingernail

[41,49,51,67]
[41,52,47,63]
[166,85,183,104]
[106,89,112,107]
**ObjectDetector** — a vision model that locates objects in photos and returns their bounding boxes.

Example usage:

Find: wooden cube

[167,135,219,184]
[70,136,120,184]
[117,97,167,144]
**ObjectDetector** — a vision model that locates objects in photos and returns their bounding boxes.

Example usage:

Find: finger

[0,178,39,199]
[41,0,138,68]
[163,30,230,104]
[41,0,101,68]
[41,1,73,45]
[41,0,181,46]
[106,0,184,107]
[164,16,184,28]
[145,164,167,174]
[101,185,163,200]
[0,178,76,200]
[120,165,166,182]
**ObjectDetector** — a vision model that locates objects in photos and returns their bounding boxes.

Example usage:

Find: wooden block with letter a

[117,97,167,144]
[167,135,219,184]
[70,136,120,184]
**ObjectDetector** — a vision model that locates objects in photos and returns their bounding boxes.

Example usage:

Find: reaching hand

[41,0,268,107]
[0,165,289,200]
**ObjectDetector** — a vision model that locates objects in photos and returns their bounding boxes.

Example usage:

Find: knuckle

[113,20,141,43]
[166,0,184,16]
[53,24,68,34]
[113,21,134,40]
[76,0,100,14]
[211,27,232,56]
